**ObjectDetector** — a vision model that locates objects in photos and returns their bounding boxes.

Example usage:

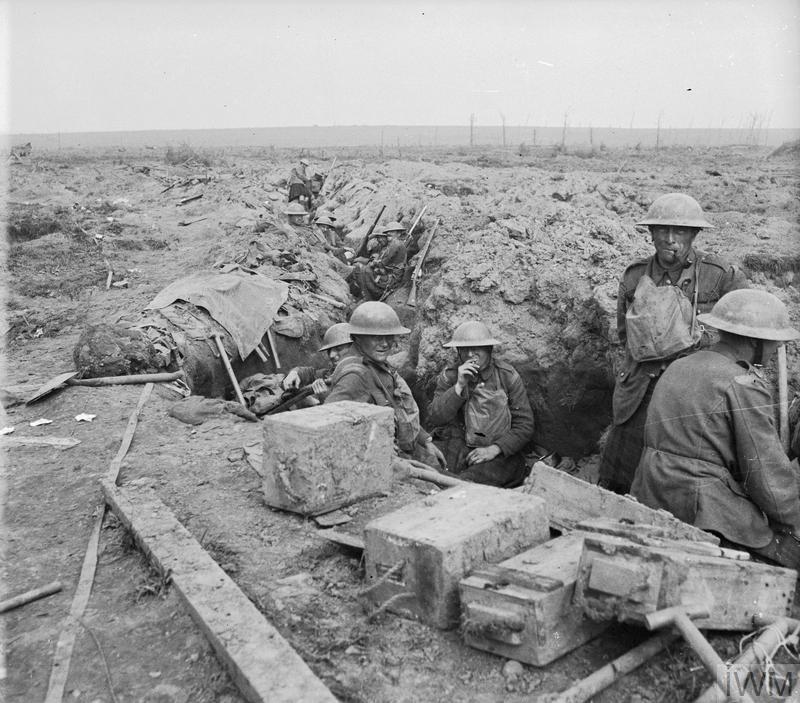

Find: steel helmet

[299,158,310,166]
[697,289,800,341]
[443,321,501,348]
[636,193,714,229]
[283,201,307,216]
[380,221,406,235]
[318,322,352,351]
[347,301,410,336]
[314,214,337,228]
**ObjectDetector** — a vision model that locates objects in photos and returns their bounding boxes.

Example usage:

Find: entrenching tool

[645,605,755,703]
[211,333,247,408]
[26,370,185,404]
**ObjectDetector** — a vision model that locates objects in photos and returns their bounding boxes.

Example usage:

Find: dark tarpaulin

[146,271,288,360]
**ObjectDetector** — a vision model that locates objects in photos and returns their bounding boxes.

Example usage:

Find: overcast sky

[4,0,799,134]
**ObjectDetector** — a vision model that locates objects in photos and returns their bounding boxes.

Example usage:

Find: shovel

[26,370,185,404]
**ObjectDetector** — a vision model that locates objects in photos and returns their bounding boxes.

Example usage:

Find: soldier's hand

[311,378,328,396]
[282,369,301,390]
[455,358,480,395]
[466,444,502,466]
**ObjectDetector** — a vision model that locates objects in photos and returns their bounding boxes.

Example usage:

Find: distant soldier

[281,323,353,403]
[597,193,748,495]
[326,302,446,469]
[287,158,312,208]
[313,213,350,263]
[348,222,408,301]
[631,290,800,568]
[428,321,535,488]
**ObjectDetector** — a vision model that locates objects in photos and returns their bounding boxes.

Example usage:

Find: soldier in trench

[325,301,446,469]
[427,321,535,488]
[597,193,748,495]
[631,290,800,569]
[280,323,354,404]
[347,222,408,301]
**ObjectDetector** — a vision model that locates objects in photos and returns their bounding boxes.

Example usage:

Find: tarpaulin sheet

[146,271,288,360]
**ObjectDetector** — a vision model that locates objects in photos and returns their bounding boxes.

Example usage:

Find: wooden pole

[645,607,755,703]
[778,344,790,453]
[0,580,62,613]
[547,632,679,703]
[212,334,247,408]
[694,616,793,703]
[68,371,184,387]
[266,329,281,369]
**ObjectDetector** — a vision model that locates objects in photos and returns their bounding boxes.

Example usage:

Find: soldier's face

[457,346,492,371]
[327,344,350,364]
[288,214,305,225]
[355,335,395,363]
[650,226,698,267]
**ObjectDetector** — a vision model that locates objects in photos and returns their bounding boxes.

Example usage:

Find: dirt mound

[768,139,800,158]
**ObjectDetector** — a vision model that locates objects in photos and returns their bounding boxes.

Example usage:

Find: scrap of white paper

[29,418,53,427]
[1,426,15,435]
[75,414,96,422]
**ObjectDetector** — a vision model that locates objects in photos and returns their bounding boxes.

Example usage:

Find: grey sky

[5,0,800,134]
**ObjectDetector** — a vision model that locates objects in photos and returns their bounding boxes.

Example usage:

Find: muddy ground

[3,142,799,703]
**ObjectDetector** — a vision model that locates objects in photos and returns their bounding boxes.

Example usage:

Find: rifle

[317,157,338,198]
[266,384,316,415]
[403,204,428,249]
[356,205,386,259]
[406,220,439,307]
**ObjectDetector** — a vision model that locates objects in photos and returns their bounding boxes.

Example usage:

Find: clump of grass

[165,142,214,167]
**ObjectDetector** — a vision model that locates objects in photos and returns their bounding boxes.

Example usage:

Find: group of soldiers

[277,170,800,570]
[283,158,412,301]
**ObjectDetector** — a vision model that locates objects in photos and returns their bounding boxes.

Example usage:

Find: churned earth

[3,142,799,703]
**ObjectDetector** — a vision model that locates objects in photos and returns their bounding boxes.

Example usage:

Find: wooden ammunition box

[363,484,550,629]
[459,533,608,665]
[574,533,797,631]
[262,401,394,515]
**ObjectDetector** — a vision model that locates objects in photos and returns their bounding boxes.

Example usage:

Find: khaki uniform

[325,355,438,466]
[349,239,408,301]
[427,358,534,487]
[631,348,800,567]
[598,248,748,493]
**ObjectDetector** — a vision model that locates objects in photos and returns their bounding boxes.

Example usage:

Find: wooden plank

[2,436,80,449]
[519,462,718,544]
[102,480,336,703]
[44,513,104,703]
[0,580,62,613]
[315,530,365,552]
[107,383,153,485]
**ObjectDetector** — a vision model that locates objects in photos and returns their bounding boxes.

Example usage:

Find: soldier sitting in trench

[280,323,354,405]
[597,193,748,495]
[631,290,800,569]
[347,222,408,301]
[325,301,446,469]
[427,321,535,488]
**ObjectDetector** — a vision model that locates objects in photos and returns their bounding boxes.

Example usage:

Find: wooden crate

[574,533,797,631]
[520,462,718,544]
[262,401,394,515]
[363,484,550,629]
[460,533,609,666]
